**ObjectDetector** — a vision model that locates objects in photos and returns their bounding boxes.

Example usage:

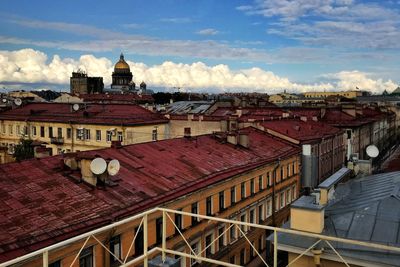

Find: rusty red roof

[78,93,154,103]
[0,103,167,126]
[0,127,299,263]
[261,119,343,143]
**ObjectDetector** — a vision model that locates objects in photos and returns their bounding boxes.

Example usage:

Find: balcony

[50,137,64,145]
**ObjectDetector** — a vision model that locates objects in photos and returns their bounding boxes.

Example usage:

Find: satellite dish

[14,98,22,106]
[107,159,120,176]
[90,158,107,175]
[72,103,80,111]
[366,145,379,158]
[2,98,7,103]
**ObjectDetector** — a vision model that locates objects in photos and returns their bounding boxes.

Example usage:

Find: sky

[0,0,399,94]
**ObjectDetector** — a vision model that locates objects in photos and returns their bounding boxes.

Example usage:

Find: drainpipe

[311,248,323,267]
[271,159,281,227]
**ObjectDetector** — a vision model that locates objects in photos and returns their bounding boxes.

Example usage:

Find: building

[0,103,168,160]
[275,170,400,267]
[303,90,368,99]
[0,127,301,266]
[259,119,345,189]
[111,53,135,91]
[70,71,104,94]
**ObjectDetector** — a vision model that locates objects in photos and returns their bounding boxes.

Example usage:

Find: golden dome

[114,53,130,70]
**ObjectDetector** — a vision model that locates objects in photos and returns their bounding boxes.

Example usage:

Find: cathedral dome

[114,53,130,71]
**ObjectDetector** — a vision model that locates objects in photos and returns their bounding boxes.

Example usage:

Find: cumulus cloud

[0,49,397,94]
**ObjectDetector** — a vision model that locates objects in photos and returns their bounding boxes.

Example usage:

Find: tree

[13,138,34,161]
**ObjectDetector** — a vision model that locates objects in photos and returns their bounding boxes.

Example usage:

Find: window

[286,189,292,204]
[118,131,123,142]
[280,192,285,208]
[31,126,36,136]
[240,248,245,265]
[48,127,53,138]
[205,233,213,257]
[84,129,90,140]
[275,195,279,211]
[287,164,291,177]
[134,226,144,255]
[292,162,296,174]
[156,217,163,244]
[8,125,13,135]
[280,167,284,180]
[57,127,62,138]
[267,172,272,187]
[230,255,235,264]
[219,191,225,211]
[16,125,20,135]
[259,175,263,190]
[190,241,200,266]
[240,214,247,234]
[106,130,112,142]
[230,221,236,242]
[218,226,225,249]
[67,128,72,139]
[249,209,255,230]
[77,128,84,140]
[40,126,45,137]
[191,202,199,225]
[1,124,5,134]
[79,247,93,267]
[23,126,28,135]
[96,130,101,141]
[175,210,183,234]
[250,178,255,195]
[49,260,61,267]
[292,185,296,200]
[109,235,121,265]
[230,186,236,205]
[206,196,212,216]
[152,129,158,141]
[241,182,246,199]
[258,205,264,223]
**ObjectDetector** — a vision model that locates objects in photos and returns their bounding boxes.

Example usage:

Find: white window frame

[96,130,101,141]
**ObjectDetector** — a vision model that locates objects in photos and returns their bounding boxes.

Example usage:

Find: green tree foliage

[13,138,34,161]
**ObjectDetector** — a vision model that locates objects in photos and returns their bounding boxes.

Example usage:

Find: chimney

[79,158,97,186]
[238,132,249,148]
[111,140,122,149]
[34,147,52,158]
[290,195,325,233]
[300,116,307,122]
[227,133,238,145]
[236,109,243,117]
[184,127,191,138]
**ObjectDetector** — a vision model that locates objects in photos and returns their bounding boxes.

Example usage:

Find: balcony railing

[50,137,64,145]
[1,207,400,267]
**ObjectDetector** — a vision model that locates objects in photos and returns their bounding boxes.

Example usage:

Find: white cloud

[322,71,398,93]
[159,17,193,23]
[196,28,219,36]
[0,49,396,94]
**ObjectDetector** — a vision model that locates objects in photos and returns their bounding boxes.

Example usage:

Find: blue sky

[0,0,399,93]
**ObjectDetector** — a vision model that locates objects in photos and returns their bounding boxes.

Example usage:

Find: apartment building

[259,119,345,189]
[0,127,300,267]
[0,103,168,161]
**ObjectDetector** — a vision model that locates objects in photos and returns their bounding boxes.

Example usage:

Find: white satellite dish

[2,98,7,103]
[14,98,22,106]
[107,159,120,176]
[90,158,107,175]
[72,103,80,111]
[366,145,379,158]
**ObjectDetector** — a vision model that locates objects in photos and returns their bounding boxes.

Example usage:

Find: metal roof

[0,127,299,263]
[277,171,400,266]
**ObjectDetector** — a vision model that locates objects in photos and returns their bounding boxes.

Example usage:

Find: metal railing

[1,207,400,267]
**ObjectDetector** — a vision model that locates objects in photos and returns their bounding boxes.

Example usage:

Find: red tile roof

[0,127,299,263]
[0,103,168,126]
[261,119,343,143]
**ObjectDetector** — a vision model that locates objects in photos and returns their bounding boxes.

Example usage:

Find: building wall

[288,252,359,267]
[168,117,224,138]
[0,120,168,159]
[19,154,301,267]
[303,91,362,99]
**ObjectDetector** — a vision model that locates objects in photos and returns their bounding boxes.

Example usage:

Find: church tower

[111,53,135,91]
